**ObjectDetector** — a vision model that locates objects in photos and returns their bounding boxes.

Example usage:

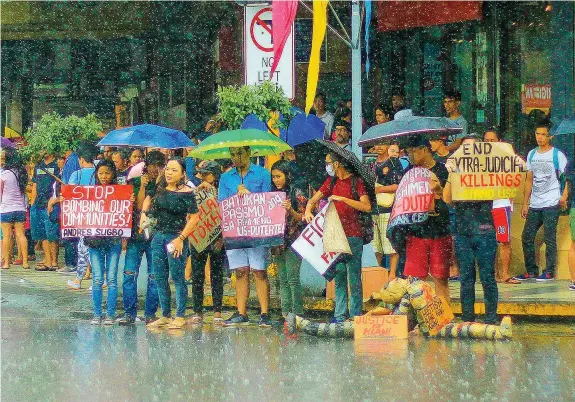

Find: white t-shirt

[493,199,512,209]
[448,115,468,144]
[317,111,334,139]
[526,147,567,209]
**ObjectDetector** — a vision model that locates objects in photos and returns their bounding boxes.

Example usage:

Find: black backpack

[329,176,374,245]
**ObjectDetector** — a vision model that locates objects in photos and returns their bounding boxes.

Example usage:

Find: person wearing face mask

[304,152,372,323]
[372,142,403,279]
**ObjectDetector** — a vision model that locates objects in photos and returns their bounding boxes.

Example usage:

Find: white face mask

[326,163,335,177]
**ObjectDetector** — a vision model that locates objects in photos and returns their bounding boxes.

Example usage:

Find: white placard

[244,5,295,99]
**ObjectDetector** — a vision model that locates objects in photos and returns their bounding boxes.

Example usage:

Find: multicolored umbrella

[188,128,292,160]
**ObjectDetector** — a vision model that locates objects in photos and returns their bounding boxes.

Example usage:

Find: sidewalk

[2,261,574,317]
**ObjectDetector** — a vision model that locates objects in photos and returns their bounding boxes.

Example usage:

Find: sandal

[190,314,203,324]
[49,266,59,272]
[503,277,521,284]
[213,317,224,326]
[13,259,23,266]
[22,265,30,269]
[35,262,49,271]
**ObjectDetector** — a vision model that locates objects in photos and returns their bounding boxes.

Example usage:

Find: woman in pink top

[0,148,29,269]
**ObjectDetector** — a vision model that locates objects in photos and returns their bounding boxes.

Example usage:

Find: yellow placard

[353,314,408,341]
[417,296,454,336]
[449,142,526,201]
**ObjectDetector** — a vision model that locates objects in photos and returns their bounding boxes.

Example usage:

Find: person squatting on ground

[516,120,568,282]
[218,146,273,327]
[0,148,29,270]
[189,161,226,325]
[143,158,200,330]
[305,152,371,323]
[444,136,499,324]
[118,151,165,325]
[270,160,307,318]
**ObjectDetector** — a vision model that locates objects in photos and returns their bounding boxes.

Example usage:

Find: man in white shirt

[313,93,335,140]
[516,121,568,282]
[444,90,468,152]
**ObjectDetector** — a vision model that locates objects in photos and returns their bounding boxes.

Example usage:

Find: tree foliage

[21,113,102,162]
[217,81,293,130]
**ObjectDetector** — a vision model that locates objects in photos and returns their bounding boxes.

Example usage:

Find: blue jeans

[88,241,122,318]
[123,239,159,319]
[151,232,188,318]
[454,233,499,324]
[63,239,78,267]
[334,237,364,321]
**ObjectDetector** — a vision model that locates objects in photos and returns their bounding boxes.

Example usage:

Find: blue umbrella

[98,124,193,149]
[358,109,463,147]
[551,116,575,136]
[240,114,288,139]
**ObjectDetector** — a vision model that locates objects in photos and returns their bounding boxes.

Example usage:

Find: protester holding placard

[516,121,568,282]
[143,158,200,330]
[118,151,165,326]
[270,160,307,318]
[444,136,499,324]
[189,161,225,325]
[304,152,371,323]
[218,146,272,327]
[403,136,451,303]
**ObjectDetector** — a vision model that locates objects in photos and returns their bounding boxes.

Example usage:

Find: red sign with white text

[60,185,133,238]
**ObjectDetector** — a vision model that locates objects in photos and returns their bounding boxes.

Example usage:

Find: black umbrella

[295,139,376,203]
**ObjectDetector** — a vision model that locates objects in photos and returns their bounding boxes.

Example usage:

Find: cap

[197,160,221,175]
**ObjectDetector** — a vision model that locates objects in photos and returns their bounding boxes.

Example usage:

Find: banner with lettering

[189,188,222,253]
[60,185,133,238]
[219,192,286,249]
[448,142,525,201]
[388,167,434,230]
[291,203,340,276]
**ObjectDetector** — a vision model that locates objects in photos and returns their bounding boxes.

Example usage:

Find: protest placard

[323,202,351,254]
[189,188,221,253]
[60,185,133,238]
[291,203,340,276]
[388,167,434,230]
[416,296,454,336]
[448,142,525,201]
[219,191,286,249]
[353,314,408,340]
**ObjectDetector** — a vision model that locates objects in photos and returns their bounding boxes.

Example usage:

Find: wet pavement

[2,272,575,401]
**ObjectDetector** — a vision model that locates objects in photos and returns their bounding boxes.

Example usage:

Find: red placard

[377,1,483,32]
[60,185,133,238]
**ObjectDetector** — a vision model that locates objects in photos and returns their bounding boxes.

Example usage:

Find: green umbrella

[188,128,292,160]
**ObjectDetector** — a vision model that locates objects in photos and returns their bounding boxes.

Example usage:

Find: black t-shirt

[32,160,60,208]
[148,189,198,234]
[406,162,451,239]
[454,201,495,236]
[375,157,404,214]
[433,152,452,165]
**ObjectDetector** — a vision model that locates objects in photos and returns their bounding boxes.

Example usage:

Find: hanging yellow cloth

[305,0,329,114]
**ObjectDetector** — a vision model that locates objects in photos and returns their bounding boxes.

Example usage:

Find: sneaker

[168,317,186,330]
[258,314,272,328]
[67,279,81,290]
[91,316,102,325]
[330,316,346,324]
[535,273,554,282]
[223,311,250,327]
[513,273,535,282]
[568,282,575,291]
[103,317,115,326]
[117,316,136,326]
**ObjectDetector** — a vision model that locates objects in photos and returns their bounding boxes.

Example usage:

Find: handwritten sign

[291,203,340,276]
[190,188,222,253]
[219,192,286,249]
[60,185,133,238]
[448,142,525,201]
[416,296,454,336]
[353,314,408,340]
[388,167,434,230]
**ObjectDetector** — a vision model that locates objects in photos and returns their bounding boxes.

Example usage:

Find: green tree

[217,81,293,130]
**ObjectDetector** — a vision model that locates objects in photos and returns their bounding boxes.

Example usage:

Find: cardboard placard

[353,314,408,340]
[388,167,434,230]
[291,203,340,276]
[322,201,351,254]
[448,142,525,201]
[417,296,454,336]
[60,185,133,238]
[219,192,286,249]
[189,188,222,253]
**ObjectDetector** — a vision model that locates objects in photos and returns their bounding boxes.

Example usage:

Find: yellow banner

[448,142,526,201]
[305,0,329,114]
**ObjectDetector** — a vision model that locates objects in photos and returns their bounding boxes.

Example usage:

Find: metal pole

[351,0,362,158]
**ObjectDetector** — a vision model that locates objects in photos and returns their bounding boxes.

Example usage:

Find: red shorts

[492,207,511,243]
[404,235,452,279]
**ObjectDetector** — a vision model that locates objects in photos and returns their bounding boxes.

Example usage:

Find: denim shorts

[226,247,269,271]
[0,211,26,223]
[30,205,60,242]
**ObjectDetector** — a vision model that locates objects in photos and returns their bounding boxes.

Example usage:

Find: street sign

[244,5,295,99]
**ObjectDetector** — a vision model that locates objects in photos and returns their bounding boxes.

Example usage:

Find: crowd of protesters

[1,88,574,330]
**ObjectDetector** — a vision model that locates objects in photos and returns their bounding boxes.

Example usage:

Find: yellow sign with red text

[417,296,454,336]
[353,314,408,341]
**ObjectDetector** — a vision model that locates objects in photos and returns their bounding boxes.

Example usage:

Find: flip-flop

[49,266,59,271]
[503,277,521,284]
